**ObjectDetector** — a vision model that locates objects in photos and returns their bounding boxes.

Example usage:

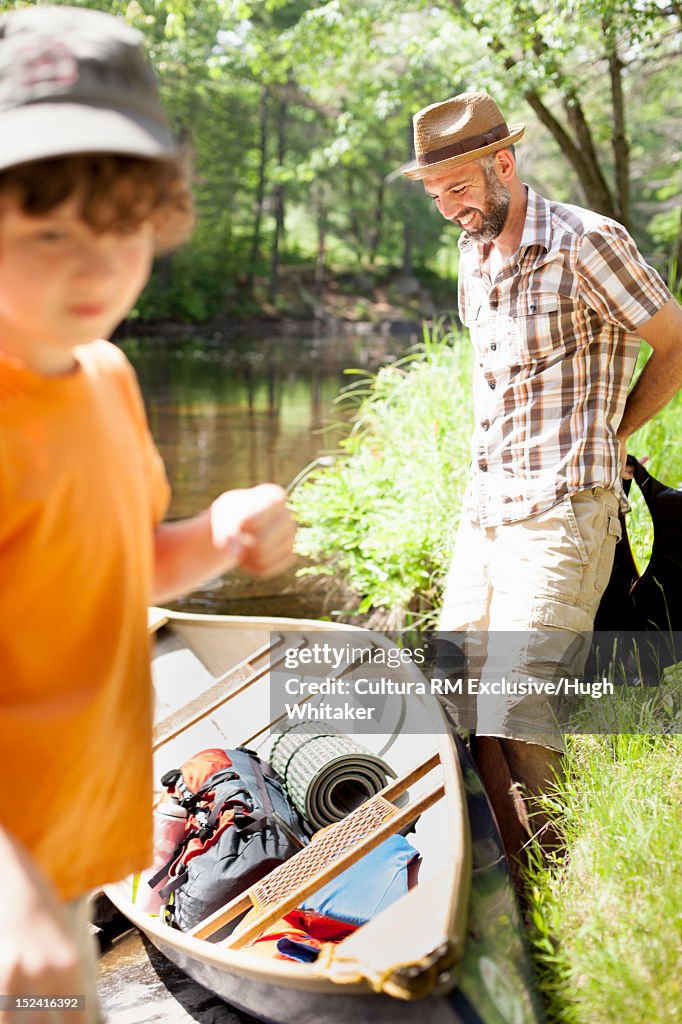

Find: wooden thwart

[189,752,442,946]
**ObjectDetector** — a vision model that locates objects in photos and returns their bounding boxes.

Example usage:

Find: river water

[122,330,415,617]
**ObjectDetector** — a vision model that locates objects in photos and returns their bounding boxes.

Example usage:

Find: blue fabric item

[276,937,322,963]
[299,834,420,927]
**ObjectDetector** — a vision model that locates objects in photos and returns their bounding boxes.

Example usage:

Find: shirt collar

[519,185,552,252]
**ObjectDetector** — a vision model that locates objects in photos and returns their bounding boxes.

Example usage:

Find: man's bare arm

[616,298,682,469]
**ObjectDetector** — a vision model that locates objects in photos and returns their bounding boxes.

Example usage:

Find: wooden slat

[148,606,169,634]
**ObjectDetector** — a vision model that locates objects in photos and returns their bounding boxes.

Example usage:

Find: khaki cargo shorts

[438,487,622,750]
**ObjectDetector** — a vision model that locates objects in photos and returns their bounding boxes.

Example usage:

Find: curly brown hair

[0,154,194,254]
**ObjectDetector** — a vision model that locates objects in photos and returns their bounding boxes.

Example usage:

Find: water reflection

[122,331,414,616]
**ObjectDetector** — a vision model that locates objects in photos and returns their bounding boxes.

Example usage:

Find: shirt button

[488,380,496,390]
[490,343,497,351]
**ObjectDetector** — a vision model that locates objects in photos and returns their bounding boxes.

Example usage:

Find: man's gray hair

[479,145,516,173]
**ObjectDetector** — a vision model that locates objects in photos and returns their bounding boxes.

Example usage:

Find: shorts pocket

[563,494,593,567]
[532,597,594,633]
[606,507,623,542]
[526,597,594,680]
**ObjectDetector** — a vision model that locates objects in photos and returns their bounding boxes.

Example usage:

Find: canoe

[104,608,545,1024]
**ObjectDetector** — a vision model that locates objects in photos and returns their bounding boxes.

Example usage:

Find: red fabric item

[283,907,358,942]
[180,809,236,867]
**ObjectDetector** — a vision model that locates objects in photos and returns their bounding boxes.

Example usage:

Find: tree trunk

[368,175,385,264]
[346,169,362,261]
[605,20,630,229]
[446,0,619,219]
[315,182,327,298]
[561,90,618,219]
[521,91,615,216]
[154,253,174,290]
[247,85,268,294]
[266,98,284,307]
[669,0,682,30]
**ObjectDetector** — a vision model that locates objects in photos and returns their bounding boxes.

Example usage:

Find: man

[402,91,682,818]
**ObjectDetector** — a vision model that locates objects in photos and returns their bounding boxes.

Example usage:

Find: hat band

[418,122,509,166]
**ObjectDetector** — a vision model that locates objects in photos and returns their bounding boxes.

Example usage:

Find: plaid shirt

[459,186,671,526]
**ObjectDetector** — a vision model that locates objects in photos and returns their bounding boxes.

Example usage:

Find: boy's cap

[0,5,177,173]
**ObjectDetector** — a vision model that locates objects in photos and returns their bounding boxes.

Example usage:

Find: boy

[0,7,295,1022]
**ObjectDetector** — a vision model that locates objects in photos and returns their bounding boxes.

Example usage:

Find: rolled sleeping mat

[269,722,395,831]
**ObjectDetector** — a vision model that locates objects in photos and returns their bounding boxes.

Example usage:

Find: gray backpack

[154,746,310,932]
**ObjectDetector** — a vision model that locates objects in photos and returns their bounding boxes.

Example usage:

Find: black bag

[156,746,309,932]
[595,456,682,633]
[592,456,682,677]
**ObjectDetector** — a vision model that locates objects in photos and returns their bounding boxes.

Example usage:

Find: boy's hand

[210,483,295,577]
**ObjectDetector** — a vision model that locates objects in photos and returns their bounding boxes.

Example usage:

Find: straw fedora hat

[403,91,524,181]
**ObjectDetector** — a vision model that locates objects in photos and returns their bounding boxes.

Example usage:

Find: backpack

[152,746,310,932]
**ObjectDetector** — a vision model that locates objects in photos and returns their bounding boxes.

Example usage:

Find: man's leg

[477,488,621,840]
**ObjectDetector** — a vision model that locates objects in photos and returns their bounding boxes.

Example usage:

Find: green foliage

[623,349,682,571]
[291,321,473,621]
[4,0,680,319]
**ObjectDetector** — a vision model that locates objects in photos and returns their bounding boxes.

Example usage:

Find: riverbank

[119,266,457,342]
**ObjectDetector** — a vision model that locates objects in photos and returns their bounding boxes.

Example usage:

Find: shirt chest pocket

[508,292,565,363]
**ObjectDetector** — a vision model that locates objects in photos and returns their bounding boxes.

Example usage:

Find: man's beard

[461,165,510,242]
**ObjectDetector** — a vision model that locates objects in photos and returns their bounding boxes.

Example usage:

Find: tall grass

[623,340,682,571]
[526,732,682,1024]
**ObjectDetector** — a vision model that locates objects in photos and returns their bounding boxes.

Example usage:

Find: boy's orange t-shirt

[0,340,170,900]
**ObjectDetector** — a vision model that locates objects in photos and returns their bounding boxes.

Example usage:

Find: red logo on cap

[18,39,78,91]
